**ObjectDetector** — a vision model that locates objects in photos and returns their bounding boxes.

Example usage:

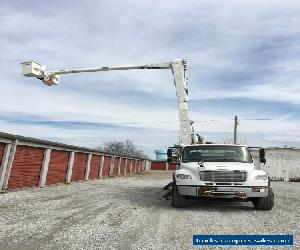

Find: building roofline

[0,131,147,160]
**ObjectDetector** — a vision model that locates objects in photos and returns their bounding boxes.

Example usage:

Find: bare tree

[96,140,149,159]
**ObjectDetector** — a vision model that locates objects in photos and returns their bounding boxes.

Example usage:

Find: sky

[1,0,300,158]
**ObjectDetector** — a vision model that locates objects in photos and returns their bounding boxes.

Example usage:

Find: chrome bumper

[177,185,269,198]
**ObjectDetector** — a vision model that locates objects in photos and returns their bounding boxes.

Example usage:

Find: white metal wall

[259,148,300,181]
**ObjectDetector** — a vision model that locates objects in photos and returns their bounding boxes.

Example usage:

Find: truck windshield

[182,145,253,163]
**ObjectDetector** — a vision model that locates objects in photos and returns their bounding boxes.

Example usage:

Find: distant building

[154,149,167,160]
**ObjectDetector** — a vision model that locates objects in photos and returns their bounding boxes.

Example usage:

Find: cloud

[1,0,300,157]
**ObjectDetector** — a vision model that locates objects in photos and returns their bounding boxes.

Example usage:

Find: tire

[252,188,274,210]
[171,183,186,208]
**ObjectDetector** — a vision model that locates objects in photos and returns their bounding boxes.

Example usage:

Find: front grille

[199,171,246,182]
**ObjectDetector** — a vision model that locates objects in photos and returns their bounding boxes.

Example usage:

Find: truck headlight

[254,174,268,180]
[176,174,192,179]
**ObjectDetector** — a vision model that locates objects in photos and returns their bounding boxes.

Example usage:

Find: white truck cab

[168,144,274,210]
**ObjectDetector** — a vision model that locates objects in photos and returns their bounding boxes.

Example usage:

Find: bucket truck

[21,59,274,210]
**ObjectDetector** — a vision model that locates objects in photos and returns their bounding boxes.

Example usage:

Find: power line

[242,118,271,121]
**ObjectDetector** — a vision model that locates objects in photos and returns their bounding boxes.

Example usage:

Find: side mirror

[260,158,266,164]
[167,147,181,163]
[259,148,266,164]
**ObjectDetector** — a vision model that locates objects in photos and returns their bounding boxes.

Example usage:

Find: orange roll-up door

[120,158,125,175]
[0,143,6,165]
[102,156,111,177]
[89,155,101,179]
[71,152,88,182]
[8,145,44,189]
[112,157,119,176]
[46,150,69,185]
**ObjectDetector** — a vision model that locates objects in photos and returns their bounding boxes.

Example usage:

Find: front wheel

[252,188,274,210]
[171,183,186,208]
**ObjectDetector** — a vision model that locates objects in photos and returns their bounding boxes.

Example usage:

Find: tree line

[96,140,149,159]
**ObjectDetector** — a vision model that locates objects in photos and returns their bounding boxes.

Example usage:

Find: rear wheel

[252,188,274,210]
[171,183,186,208]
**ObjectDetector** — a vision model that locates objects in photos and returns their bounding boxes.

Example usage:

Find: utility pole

[234,115,238,144]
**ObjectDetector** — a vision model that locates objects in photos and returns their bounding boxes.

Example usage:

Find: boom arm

[21,59,198,145]
[170,60,197,145]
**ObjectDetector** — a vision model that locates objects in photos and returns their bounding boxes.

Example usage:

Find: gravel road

[0,171,299,250]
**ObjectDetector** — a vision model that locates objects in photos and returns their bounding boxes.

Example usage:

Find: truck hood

[177,161,268,187]
[181,161,255,172]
